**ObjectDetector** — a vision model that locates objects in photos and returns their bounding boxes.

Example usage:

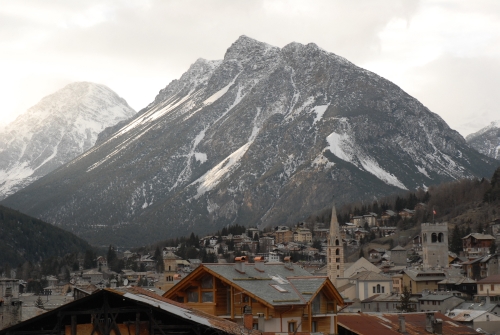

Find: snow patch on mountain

[325,120,407,189]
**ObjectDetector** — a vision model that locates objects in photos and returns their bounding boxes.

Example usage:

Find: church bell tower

[327,201,344,285]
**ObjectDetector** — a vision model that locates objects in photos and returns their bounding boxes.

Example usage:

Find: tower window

[438,233,444,243]
[431,233,437,243]
[336,249,340,255]
[335,239,340,246]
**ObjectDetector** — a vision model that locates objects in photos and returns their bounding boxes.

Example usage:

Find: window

[187,291,199,303]
[336,258,340,262]
[492,284,495,291]
[312,321,317,332]
[373,287,376,293]
[480,284,484,291]
[377,284,381,293]
[335,239,340,246]
[202,291,213,303]
[201,275,213,289]
[5,287,12,296]
[336,249,340,255]
[288,322,296,332]
[431,233,437,243]
[438,233,444,243]
[312,294,320,314]
[420,301,424,305]
[253,323,258,330]
[381,286,385,293]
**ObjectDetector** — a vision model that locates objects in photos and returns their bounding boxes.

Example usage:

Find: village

[2,202,500,335]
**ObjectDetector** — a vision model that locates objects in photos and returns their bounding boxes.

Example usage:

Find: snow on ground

[191,107,262,199]
[203,72,241,105]
[192,142,251,199]
[417,165,430,178]
[312,105,329,125]
[325,120,407,190]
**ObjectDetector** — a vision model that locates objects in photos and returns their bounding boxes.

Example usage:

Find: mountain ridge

[2,36,497,247]
[0,82,136,199]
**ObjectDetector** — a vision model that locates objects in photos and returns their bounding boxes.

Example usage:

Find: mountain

[0,82,136,199]
[0,205,91,267]
[2,36,498,247]
[466,120,500,161]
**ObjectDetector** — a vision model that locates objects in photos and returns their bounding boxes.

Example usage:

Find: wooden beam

[71,315,77,335]
[230,286,234,320]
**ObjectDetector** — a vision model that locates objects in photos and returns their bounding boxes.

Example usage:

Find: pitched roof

[350,271,391,281]
[462,233,495,240]
[391,245,406,251]
[338,312,477,335]
[477,274,500,284]
[165,263,343,307]
[403,269,446,282]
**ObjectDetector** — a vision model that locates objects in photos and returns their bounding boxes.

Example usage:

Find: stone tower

[328,202,344,285]
[421,222,449,269]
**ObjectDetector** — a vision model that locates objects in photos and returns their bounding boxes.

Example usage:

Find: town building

[327,202,344,285]
[163,257,344,334]
[0,278,22,330]
[401,269,446,293]
[462,233,495,258]
[0,287,258,335]
[476,274,500,302]
[447,309,500,335]
[360,293,418,313]
[421,222,449,269]
[418,292,464,314]
[390,245,407,266]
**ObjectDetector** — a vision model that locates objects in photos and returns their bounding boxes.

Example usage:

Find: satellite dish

[123,279,129,286]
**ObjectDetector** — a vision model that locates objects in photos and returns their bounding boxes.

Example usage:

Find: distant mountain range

[466,120,500,161]
[2,36,498,247]
[0,82,136,199]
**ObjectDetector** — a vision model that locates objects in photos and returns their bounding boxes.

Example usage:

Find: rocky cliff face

[0,82,136,199]
[466,121,500,161]
[2,36,497,247]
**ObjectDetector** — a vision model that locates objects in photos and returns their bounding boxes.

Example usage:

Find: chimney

[235,256,247,273]
[254,256,265,272]
[425,312,435,333]
[243,305,253,330]
[257,312,265,331]
[398,314,406,333]
[433,319,443,335]
[284,256,293,270]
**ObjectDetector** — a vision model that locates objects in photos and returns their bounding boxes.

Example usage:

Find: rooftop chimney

[426,312,435,333]
[254,256,265,272]
[235,256,247,273]
[433,319,443,335]
[398,314,406,333]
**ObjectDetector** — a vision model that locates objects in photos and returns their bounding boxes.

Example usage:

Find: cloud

[0,0,498,137]
[405,54,500,136]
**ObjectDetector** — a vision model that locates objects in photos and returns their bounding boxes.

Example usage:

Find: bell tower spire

[327,200,344,285]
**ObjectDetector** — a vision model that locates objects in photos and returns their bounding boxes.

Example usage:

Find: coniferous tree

[450,225,463,254]
[397,286,416,312]
[490,240,497,255]
[35,295,45,310]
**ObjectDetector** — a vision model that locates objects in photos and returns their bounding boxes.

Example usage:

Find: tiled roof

[447,309,487,322]
[350,271,391,281]
[418,293,463,301]
[403,269,446,281]
[454,301,497,312]
[202,263,327,306]
[462,233,495,240]
[477,274,500,284]
[338,312,478,335]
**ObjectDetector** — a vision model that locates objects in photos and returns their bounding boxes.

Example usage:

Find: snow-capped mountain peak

[0,82,136,199]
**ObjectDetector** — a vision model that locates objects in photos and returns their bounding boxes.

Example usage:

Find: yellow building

[401,269,446,293]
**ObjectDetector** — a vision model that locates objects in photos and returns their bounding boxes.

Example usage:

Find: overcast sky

[1,0,499,136]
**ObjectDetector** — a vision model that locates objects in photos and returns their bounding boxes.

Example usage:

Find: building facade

[421,222,448,269]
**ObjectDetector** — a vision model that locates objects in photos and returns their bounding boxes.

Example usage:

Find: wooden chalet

[0,287,257,335]
[163,256,344,334]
